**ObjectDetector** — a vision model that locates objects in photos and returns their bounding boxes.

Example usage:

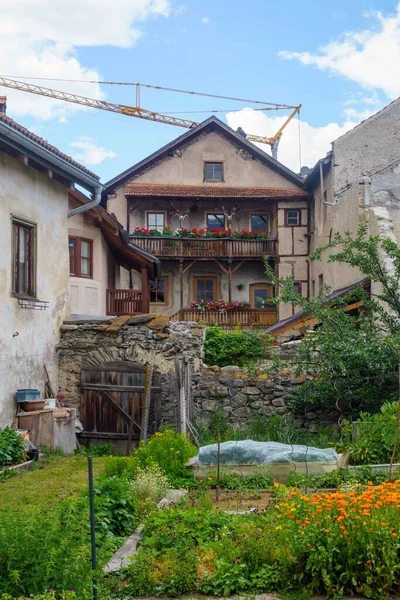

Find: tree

[265,220,400,418]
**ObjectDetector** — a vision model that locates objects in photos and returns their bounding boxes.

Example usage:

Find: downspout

[68,183,102,218]
[320,159,334,206]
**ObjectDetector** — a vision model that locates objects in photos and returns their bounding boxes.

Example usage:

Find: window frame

[293,281,302,296]
[284,209,301,227]
[12,217,36,298]
[145,211,166,233]
[68,236,93,279]
[149,277,169,305]
[193,276,217,303]
[205,212,226,231]
[250,214,270,233]
[204,162,224,182]
[249,283,274,308]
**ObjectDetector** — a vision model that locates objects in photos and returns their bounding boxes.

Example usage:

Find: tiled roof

[125,183,310,198]
[0,113,99,179]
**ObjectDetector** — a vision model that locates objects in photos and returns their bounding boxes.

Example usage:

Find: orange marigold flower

[324,529,330,534]
[392,533,397,537]
[367,560,371,564]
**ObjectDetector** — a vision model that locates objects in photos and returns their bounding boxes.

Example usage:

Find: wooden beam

[183,260,196,274]
[141,266,149,313]
[100,390,131,425]
[214,260,228,275]
[140,365,153,443]
[179,260,184,318]
[81,383,161,392]
[232,260,245,275]
[228,261,232,305]
[80,431,133,440]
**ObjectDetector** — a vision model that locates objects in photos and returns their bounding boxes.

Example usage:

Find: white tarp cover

[188,440,339,466]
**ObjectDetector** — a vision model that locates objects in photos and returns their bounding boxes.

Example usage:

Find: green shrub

[342,401,400,465]
[287,466,388,489]
[133,429,197,479]
[204,326,270,367]
[0,427,25,467]
[0,593,78,599]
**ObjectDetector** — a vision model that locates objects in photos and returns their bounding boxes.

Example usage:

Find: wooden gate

[80,361,161,452]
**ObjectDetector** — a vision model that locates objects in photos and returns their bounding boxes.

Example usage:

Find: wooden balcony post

[228,260,232,305]
[141,267,149,314]
[179,260,184,319]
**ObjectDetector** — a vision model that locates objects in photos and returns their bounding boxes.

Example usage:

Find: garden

[2,223,400,599]
[1,416,400,600]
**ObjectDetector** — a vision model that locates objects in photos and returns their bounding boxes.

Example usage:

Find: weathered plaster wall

[132,131,300,189]
[333,99,400,195]
[68,207,115,315]
[0,153,70,427]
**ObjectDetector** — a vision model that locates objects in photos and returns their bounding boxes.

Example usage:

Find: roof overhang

[124,183,311,200]
[69,190,160,279]
[266,277,370,338]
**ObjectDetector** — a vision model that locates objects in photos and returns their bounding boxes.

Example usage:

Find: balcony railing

[106,289,143,316]
[170,308,277,328]
[129,235,278,258]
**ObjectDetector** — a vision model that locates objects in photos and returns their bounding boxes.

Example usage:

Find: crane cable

[0,74,298,110]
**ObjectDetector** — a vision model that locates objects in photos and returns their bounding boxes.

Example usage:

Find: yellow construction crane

[0,76,301,159]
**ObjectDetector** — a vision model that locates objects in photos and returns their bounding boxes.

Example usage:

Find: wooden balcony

[106,289,144,316]
[129,235,278,259]
[170,307,277,328]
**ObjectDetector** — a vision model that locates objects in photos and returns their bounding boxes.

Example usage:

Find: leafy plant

[132,464,171,519]
[341,401,400,465]
[132,429,197,480]
[0,427,25,467]
[204,326,271,367]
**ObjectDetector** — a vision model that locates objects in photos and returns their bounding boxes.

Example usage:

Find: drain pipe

[319,159,334,206]
[68,183,103,218]
[0,118,104,218]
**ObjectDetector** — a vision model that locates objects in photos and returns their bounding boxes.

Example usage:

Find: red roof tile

[0,113,99,179]
[125,183,310,198]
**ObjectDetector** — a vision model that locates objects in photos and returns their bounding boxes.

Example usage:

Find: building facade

[104,117,311,326]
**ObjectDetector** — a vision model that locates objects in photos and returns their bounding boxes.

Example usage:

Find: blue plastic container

[16,389,41,402]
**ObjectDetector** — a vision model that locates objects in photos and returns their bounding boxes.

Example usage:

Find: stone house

[103,116,311,326]
[0,102,158,427]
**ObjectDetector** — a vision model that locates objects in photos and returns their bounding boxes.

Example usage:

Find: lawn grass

[0,455,107,515]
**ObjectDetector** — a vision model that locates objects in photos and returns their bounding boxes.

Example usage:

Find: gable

[129,130,301,191]
[104,116,306,199]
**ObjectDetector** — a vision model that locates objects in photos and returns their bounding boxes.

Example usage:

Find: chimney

[0,96,6,114]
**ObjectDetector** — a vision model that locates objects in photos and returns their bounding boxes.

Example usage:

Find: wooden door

[80,361,160,452]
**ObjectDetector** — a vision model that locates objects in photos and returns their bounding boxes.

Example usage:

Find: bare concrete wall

[0,153,70,427]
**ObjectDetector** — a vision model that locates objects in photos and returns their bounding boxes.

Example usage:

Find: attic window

[204,162,223,182]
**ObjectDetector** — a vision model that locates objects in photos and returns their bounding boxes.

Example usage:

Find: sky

[1,0,400,182]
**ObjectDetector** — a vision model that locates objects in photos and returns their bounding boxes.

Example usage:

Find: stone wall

[192,365,339,433]
[58,315,204,425]
[58,314,338,433]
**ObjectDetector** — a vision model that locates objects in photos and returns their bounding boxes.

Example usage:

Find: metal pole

[88,456,98,600]
[216,433,221,504]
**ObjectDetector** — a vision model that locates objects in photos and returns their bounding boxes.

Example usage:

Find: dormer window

[204,162,223,182]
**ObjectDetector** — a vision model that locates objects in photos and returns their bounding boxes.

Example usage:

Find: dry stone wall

[58,315,338,433]
[192,366,338,432]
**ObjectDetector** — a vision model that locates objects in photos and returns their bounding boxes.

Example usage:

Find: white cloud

[201,17,210,24]
[279,3,400,99]
[226,108,359,172]
[70,136,117,165]
[0,0,171,120]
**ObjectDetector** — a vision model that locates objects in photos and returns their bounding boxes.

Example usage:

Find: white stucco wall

[68,208,114,315]
[0,153,70,427]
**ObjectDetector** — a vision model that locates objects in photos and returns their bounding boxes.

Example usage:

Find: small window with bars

[69,237,93,278]
[206,214,225,230]
[204,162,223,181]
[285,210,301,226]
